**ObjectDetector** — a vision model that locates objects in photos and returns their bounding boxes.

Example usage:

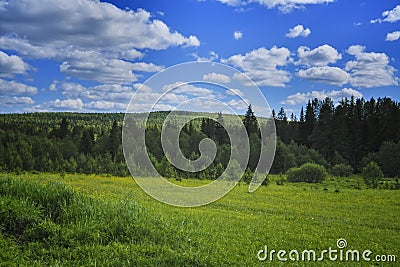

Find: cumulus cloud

[0,37,58,59]
[48,81,192,112]
[286,25,311,38]
[203,72,231,84]
[226,88,244,97]
[386,31,400,41]
[282,88,363,105]
[216,0,335,12]
[0,96,35,106]
[371,5,400,23]
[224,0,335,13]
[192,51,219,62]
[51,82,135,102]
[221,46,291,87]
[0,79,38,95]
[119,49,144,60]
[183,97,248,113]
[218,0,246,6]
[345,45,398,88]
[234,31,243,40]
[86,101,127,110]
[297,44,342,66]
[297,66,350,86]
[59,50,162,84]
[0,0,199,55]
[0,51,31,78]
[133,83,152,93]
[163,82,214,96]
[0,0,197,84]
[34,98,84,111]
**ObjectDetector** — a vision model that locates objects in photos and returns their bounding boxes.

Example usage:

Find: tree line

[0,96,399,178]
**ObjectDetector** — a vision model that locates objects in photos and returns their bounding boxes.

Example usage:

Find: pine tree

[58,118,69,139]
[299,106,305,123]
[108,120,121,162]
[243,105,258,136]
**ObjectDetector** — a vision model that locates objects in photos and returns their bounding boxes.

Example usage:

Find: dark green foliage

[362,162,384,189]
[243,104,259,136]
[275,97,400,175]
[378,141,400,177]
[286,163,328,183]
[0,176,211,266]
[331,164,354,177]
[0,96,399,179]
[0,196,42,235]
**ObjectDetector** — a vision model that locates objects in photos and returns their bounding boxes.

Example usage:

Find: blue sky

[0,0,399,116]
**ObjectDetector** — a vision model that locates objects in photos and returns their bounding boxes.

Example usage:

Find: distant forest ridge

[0,96,399,178]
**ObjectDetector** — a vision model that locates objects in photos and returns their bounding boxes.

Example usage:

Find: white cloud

[203,72,231,84]
[184,97,248,113]
[297,66,350,86]
[371,5,400,23]
[226,88,244,97]
[282,88,363,105]
[0,79,38,95]
[130,62,163,72]
[86,100,127,110]
[59,50,162,84]
[227,99,249,110]
[345,45,398,88]
[221,46,291,87]
[0,0,197,85]
[286,25,311,38]
[234,31,243,40]
[382,5,400,22]
[34,98,84,111]
[0,36,58,59]
[134,91,188,103]
[52,82,135,102]
[0,1,199,55]
[0,96,35,106]
[252,0,334,13]
[0,51,30,78]
[297,44,342,66]
[133,83,152,93]
[50,81,191,112]
[163,82,214,96]
[386,31,400,41]
[192,51,219,62]
[119,49,144,60]
[126,102,177,112]
[185,35,201,47]
[217,0,334,12]
[218,0,246,6]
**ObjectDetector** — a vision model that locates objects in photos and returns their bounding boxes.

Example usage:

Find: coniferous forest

[0,96,399,179]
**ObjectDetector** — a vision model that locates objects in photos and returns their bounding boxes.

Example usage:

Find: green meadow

[0,172,398,266]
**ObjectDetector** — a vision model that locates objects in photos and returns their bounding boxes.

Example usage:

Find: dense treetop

[0,96,399,178]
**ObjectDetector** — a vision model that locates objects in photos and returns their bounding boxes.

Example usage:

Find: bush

[378,141,400,178]
[286,163,328,183]
[362,162,383,189]
[331,164,353,177]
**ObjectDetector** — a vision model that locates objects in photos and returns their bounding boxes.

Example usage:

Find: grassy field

[0,173,399,266]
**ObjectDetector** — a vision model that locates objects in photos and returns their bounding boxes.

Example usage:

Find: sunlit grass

[0,172,399,266]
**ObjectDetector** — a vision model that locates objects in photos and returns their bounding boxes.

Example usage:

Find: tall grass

[0,175,209,266]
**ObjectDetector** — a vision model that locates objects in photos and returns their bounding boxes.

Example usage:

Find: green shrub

[286,163,328,183]
[331,164,353,177]
[362,162,383,189]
